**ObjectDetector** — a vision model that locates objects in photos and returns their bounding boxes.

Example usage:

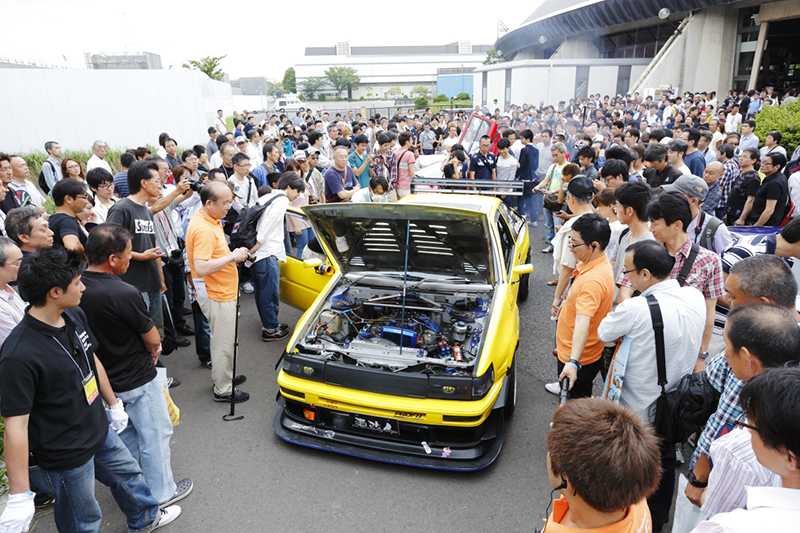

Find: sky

[1,0,542,81]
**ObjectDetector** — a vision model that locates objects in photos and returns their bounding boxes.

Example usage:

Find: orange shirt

[186,210,238,302]
[544,497,652,533]
[556,253,614,365]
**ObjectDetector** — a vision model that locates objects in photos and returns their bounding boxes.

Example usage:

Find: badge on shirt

[83,372,99,405]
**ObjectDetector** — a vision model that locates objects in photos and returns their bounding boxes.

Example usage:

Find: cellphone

[155,251,164,256]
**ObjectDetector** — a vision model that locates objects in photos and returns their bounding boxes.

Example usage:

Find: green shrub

[456,92,470,101]
[754,102,800,157]
[414,97,428,108]
[433,94,449,103]
[318,94,326,101]
[22,150,124,179]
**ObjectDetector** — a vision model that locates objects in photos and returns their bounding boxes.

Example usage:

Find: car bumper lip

[273,403,506,472]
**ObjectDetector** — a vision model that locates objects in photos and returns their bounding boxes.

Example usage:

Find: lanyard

[693,210,705,244]
[53,328,92,381]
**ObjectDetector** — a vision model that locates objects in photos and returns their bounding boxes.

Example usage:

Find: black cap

[208,126,217,134]
[567,176,597,199]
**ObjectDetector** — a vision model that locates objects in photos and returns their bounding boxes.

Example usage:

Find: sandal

[546,279,558,286]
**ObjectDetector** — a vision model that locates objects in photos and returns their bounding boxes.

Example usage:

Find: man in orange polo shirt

[544,399,660,532]
[185,181,251,403]
[553,213,614,398]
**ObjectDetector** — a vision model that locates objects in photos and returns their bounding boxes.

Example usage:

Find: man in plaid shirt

[372,133,398,196]
[684,255,800,508]
[715,144,740,219]
[617,192,723,367]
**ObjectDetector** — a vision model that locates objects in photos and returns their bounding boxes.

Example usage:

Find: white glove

[106,399,129,434]
[0,491,35,533]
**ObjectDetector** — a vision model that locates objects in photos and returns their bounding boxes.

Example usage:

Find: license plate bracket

[350,413,400,436]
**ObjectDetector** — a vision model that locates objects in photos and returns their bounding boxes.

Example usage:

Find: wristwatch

[698,351,709,360]
[688,470,708,488]
[566,358,582,371]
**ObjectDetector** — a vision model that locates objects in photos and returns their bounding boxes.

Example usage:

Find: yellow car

[275,194,532,470]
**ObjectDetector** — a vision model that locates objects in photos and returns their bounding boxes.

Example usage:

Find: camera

[187,178,204,193]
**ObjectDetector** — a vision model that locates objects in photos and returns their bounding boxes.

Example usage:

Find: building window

[597,23,673,59]
[504,69,512,109]
[616,65,631,96]
[482,71,488,106]
[575,66,589,100]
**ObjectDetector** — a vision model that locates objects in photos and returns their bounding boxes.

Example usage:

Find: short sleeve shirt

[747,172,788,226]
[469,152,497,180]
[48,213,88,248]
[395,149,415,190]
[323,166,357,203]
[78,271,157,393]
[556,254,615,365]
[106,198,161,293]
[186,210,238,302]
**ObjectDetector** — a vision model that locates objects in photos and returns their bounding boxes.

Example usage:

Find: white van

[273,95,305,113]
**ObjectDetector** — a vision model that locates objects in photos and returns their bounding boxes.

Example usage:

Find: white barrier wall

[0,69,233,153]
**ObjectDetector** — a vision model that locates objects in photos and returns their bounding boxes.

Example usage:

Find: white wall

[587,65,618,98]
[0,69,233,153]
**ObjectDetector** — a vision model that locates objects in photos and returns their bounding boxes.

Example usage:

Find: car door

[279,207,336,311]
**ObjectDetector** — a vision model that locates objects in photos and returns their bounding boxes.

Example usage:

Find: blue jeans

[251,255,280,332]
[141,290,165,367]
[191,301,211,364]
[29,427,160,533]
[543,209,556,245]
[115,377,176,505]
[283,228,312,259]
[520,181,543,221]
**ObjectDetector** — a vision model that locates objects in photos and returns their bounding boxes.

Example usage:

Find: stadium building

[476,0,799,108]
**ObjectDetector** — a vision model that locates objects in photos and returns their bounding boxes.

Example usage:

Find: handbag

[157,367,181,427]
[161,294,180,355]
[542,192,563,212]
[647,295,721,445]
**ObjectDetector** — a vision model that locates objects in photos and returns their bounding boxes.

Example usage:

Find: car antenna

[399,219,410,356]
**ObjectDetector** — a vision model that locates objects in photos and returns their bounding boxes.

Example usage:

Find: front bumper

[273,397,506,471]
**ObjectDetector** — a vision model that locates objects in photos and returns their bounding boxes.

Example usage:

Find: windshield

[304,203,494,284]
[460,115,493,156]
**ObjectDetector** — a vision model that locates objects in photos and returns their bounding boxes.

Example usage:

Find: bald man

[702,161,724,217]
[86,140,112,173]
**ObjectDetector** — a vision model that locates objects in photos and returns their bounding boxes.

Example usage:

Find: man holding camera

[186,181,250,403]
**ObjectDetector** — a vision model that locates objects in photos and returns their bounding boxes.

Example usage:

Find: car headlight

[472,364,494,399]
[282,354,324,382]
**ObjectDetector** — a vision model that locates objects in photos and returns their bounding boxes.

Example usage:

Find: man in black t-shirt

[48,178,90,254]
[0,247,181,532]
[80,223,193,507]
[747,153,789,226]
[106,161,167,338]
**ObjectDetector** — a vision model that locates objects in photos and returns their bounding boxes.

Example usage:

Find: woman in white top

[87,167,117,224]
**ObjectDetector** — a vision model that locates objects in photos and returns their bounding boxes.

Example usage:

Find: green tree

[753,101,800,155]
[299,77,326,100]
[182,54,227,80]
[386,87,402,99]
[482,49,506,65]
[411,85,430,98]
[324,66,360,98]
[282,67,297,93]
[434,94,449,103]
[364,86,373,97]
[414,97,429,108]
[266,80,284,97]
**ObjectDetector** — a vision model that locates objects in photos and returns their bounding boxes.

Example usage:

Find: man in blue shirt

[681,128,707,177]
[516,130,540,224]
[468,136,497,180]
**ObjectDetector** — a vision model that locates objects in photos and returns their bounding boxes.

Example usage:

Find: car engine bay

[295,282,492,377]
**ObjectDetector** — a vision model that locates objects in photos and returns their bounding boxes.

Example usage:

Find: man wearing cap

[663,175,732,256]
[234,136,247,154]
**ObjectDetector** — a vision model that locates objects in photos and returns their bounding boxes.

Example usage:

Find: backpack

[696,213,723,252]
[229,195,281,250]
[38,160,56,194]
[646,295,721,445]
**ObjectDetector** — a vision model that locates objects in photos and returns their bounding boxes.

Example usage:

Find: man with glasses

[598,240,707,529]
[48,178,91,254]
[746,153,788,227]
[551,213,614,399]
[186,181,251,403]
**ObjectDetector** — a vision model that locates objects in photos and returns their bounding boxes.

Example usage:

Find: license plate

[350,413,400,436]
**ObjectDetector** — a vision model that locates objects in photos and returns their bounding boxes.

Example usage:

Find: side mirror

[303,258,322,269]
[513,264,534,275]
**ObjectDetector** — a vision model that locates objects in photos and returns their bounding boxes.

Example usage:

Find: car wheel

[504,355,516,418]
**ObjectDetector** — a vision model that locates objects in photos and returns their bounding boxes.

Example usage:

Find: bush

[318,94,326,101]
[456,92,471,101]
[414,97,428,108]
[754,102,800,157]
[433,94,449,103]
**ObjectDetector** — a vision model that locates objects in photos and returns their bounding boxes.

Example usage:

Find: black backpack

[229,195,281,250]
[38,160,56,194]
[647,295,721,445]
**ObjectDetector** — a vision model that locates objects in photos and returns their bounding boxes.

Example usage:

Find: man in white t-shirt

[86,140,112,173]
[215,109,227,135]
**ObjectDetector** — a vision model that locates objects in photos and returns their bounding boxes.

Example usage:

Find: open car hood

[303,203,495,284]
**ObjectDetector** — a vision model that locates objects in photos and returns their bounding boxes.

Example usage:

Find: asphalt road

[30,221,683,533]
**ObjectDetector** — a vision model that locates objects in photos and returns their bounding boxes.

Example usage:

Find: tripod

[223,285,244,421]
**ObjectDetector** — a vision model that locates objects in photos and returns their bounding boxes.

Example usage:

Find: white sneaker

[335,235,349,252]
[544,381,561,395]
[531,221,538,227]
[240,282,254,294]
[153,505,181,530]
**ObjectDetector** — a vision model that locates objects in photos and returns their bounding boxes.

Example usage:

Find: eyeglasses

[568,239,588,249]
[735,414,757,432]
[621,267,639,275]
[97,183,114,190]
[75,194,89,200]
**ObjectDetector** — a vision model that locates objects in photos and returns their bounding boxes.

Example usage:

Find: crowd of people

[0,84,797,532]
